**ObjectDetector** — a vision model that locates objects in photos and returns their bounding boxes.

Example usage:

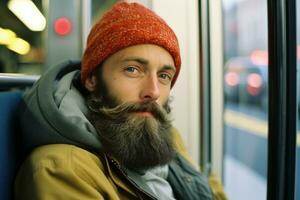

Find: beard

[86,84,175,171]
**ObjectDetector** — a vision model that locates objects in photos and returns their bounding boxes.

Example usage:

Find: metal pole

[199,0,212,175]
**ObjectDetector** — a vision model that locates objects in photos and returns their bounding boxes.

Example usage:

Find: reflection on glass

[222,0,268,199]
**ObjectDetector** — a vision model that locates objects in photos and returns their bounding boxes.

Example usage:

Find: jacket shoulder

[25,144,104,172]
[14,144,120,200]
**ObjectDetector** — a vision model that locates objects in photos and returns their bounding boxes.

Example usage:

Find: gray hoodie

[19,60,101,154]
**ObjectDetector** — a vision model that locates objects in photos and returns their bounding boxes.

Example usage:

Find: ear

[84,75,97,92]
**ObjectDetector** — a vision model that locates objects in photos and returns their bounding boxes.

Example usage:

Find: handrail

[267,0,297,199]
[0,73,40,89]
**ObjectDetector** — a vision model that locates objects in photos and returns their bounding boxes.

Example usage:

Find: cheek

[108,80,139,103]
[158,87,171,105]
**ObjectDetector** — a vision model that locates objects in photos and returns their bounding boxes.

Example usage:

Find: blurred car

[224,55,268,110]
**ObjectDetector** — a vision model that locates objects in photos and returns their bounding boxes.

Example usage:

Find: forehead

[103,44,175,68]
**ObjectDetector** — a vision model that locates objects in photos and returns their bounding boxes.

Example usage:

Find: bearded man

[14,2,227,200]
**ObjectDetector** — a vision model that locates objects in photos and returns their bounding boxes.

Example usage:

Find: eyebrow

[122,57,176,72]
[161,65,176,72]
[122,57,149,65]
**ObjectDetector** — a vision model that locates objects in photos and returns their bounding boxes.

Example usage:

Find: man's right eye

[123,66,140,77]
[125,67,137,73]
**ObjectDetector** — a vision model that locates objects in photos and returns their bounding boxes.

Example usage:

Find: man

[14,2,227,200]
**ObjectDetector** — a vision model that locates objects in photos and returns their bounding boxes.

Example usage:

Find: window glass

[0,0,44,74]
[222,0,268,199]
[0,0,117,75]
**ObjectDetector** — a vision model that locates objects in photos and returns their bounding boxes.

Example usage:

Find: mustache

[88,100,170,123]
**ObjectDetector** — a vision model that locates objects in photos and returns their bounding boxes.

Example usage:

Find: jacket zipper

[109,158,158,200]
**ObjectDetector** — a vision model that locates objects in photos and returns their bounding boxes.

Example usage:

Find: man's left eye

[159,73,172,81]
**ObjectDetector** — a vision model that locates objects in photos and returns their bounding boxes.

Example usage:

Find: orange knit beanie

[81,2,181,87]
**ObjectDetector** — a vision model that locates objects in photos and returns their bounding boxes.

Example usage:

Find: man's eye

[159,73,173,85]
[125,67,137,73]
[124,66,140,77]
[159,73,172,80]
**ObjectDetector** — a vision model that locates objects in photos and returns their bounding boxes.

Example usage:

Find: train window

[222,0,268,199]
[0,0,117,75]
[0,0,44,75]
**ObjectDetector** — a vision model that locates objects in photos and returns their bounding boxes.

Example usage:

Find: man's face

[86,44,177,170]
[101,44,176,108]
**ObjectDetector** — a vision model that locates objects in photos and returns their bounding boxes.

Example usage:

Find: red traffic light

[54,17,72,36]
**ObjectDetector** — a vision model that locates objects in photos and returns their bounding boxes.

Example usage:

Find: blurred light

[225,72,240,87]
[247,86,260,96]
[7,37,30,55]
[54,17,72,36]
[250,50,268,65]
[247,73,262,88]
[247,73,263,96]
[0,28,16,45]
[8,0,46,31]
[0,27,31,55]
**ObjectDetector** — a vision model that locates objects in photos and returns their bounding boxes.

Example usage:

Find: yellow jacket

[14,129,227,200]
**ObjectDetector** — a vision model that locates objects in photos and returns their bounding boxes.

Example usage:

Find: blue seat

[0,91,23,200]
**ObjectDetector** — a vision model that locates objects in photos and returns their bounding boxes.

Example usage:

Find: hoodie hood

[19,60,101,153]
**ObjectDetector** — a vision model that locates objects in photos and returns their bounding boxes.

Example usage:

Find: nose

[140,74,160,102]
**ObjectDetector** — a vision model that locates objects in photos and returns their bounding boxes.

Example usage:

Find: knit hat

[81,2,181,87]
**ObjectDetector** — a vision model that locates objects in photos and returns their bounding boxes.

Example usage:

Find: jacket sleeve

[171,127,228,200]
[14,144,120,200]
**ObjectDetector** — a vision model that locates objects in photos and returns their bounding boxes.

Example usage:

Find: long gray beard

[87,98,175,171]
